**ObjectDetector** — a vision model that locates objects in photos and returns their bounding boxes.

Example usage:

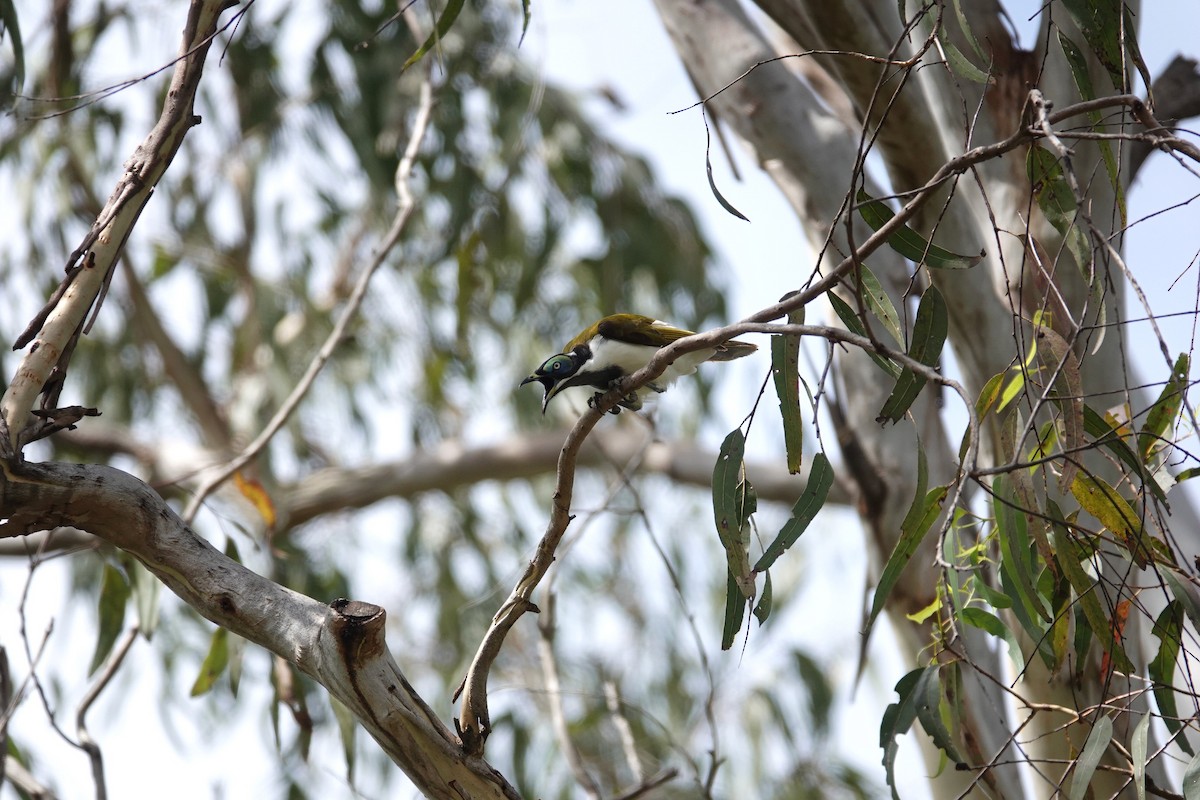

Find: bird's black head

[521,351,585,413]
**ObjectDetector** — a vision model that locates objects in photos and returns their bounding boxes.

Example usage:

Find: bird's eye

[551,362,561,371]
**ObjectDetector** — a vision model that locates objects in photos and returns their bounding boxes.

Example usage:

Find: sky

[3,0,1200,798]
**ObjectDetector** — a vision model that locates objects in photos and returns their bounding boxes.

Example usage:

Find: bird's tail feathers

[709,340,758,361]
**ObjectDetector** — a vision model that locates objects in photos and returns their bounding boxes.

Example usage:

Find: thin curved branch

[0,0,238,448]
[181,75,437,524]
[0,460,520,800]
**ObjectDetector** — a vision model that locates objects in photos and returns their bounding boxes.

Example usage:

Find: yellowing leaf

[235,471,277,530]
[1071,474,1151,568]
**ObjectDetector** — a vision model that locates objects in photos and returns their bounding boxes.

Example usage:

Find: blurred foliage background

[0,0,870,797]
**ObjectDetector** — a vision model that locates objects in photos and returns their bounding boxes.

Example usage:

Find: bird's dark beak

[520,375,554,414]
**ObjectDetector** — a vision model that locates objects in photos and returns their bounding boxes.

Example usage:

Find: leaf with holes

[755,453,833,571]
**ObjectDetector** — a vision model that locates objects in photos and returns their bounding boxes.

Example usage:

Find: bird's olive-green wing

[596,314,695,347]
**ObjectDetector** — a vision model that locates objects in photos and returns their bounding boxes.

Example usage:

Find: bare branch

[0,461,520,799]
[75,627,139,800]
[1,0,238,448]
[181,72,437,525]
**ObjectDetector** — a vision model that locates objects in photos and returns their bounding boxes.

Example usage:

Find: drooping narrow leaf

[90,564,131,675]
[753,571,773,625]
[852,265,905,347]
[1068,715,1113,800]
[878,286,948,424]
[1048,501,1130,672]
[1033,323,1085,493]
[754,452,833,571]
[994,475,1051,623]
[771,305,805,474]
[1082,404,1168,504]
[913,666,963,765]
[124,556,161,639]
[713,429,755,599]
[401,0,466,72]
[828,290,901,378]
[1060,0,1151,96]
[0,0,24,97]
[1165,570,1200,633]
[190,626,230,697]
[1131,711,1150,800]
[1070,473,1151,568]
[1185,750,1200,800]
[1139,353,1189,461]
[880,667,930,800]
[855,188,984,269]
[704,113,749,221]
[1150,600,1192,757]
[960,607,1025,675]
[721,570,748,650]
[518,0,532,46]
[1027,147,1093,270]
[867,454,947,633]
[331,695,357,783]
[1057,31,1125,223]
[938,31,992,84]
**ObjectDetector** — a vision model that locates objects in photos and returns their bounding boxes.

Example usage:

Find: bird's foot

[647,382,666,394]
[588,393,623,414]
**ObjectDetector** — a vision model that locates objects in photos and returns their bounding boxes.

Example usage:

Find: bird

[521,314,757,414]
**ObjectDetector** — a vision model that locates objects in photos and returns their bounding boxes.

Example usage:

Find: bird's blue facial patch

[537,353,579,378]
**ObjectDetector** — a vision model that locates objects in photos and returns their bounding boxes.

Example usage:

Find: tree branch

[0,460,520,800]
[0,0,238,448]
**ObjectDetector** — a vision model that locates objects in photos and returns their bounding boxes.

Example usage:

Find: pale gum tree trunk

[653,0,1197,796]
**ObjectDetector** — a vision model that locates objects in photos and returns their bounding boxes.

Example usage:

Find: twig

[603,681,643,784]
[535,593,602,800]
[181,74,437,524]
[75,626,139,800]
[611,768,679,800]
[0,0,238,448]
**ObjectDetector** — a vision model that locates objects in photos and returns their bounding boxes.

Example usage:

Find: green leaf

[705,122,749,221]
[938,31,992,84]
[1185,750,1200,800]
[828,291,901,378]
[1033,323,1085,493]
[771,306,805,474]
[961,606,1024,676]
[867,442,947,635]
[1131,711,1150,800]
[1060,0,1150,94]
[853,265,905,348]
[914,665,963,765]
[880,667,929,800]
[1140,353,1189,461]
[518,0,532,46]
[1049,501,1131,672]
[878,286,948,424]
[1057,31,1125,224]
[713,429,754,599]
[1165,570,1200,633]
[754,453,833,571]
[1070,473,1151,568]
[125,557,161,640]
[1026,147,1092,276]
[1069,715,1112,800]
[855,188,984,269]
[401,0,466,72]
[1150,600,1192,757]
[0,0,24,99]
[1082,405,1167,505]
[331,696,357,784]
[190,626,229,697]
[90,564,131,675]
[721,569,748,650]
[753,571,773,625]
[994,475,1050,624]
